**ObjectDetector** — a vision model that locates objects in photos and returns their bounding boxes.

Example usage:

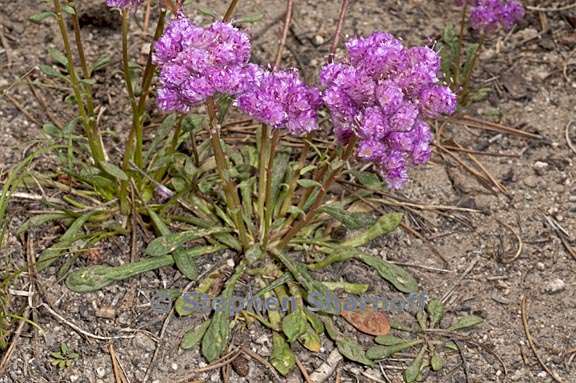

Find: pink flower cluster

[106,0,143,8]
[153,15,322,137]
[152,16,255,113]
[151,16,457,188]
[236,69,323,136]
[320,32,456,188]
[457,0,525,32]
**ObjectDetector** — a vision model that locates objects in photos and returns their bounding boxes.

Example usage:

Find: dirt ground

[1,0,575,382]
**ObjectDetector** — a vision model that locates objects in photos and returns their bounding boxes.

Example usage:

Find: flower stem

[262,130,281,247]
[52,0,106,164]
[454,2,469,87]
[278,140,309,217]
[206,98,250,250]
[276,137,357,249]
[257,125,271,236]
[328,0,350,62]
[223,0,241,22]
[460,34,484,105]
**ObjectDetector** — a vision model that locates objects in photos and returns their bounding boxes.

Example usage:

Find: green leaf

[66,256,174,293]
[297,179,322,189]
[29,11,55,23]
[350,170,383,189]
[427,298,444,328]
[39,64,64,78]
[324,318,373,367]
[448,315,484,331]
[367,340,422,360]
[43,123,61,138]
[299,327,321,352]
[404,347,426,383]
[270,333,296,376]
[308,248,356,271]
[322,281,369,295]
[37,212,95,270]
[48,48,69,67]
[181,320,211,350]
[17,212,69,235]
[319,204,376,230]
[145,228,230,256]
[341,212,403,248]
[99,162,129,181]
[416,311,427,330]
[147,210,171,237]
[201,262,246,362]
[62,4,76,15]
[356,251,418,293]
[91,55,111,73]
[173,249,198,280]
[374,335,409,346]
[430,352,443,371]
[282,310,308,343]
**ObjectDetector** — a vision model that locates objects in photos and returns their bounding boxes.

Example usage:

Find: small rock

[69,375,79,383]
[96,367,106,378]
[171,363,178,371]
[536,262,545,271]
[523,176,539,188]
[533,161,549,176]
[95,306,116,319]
[545,278,566,294]
[132,333,156,352]
[313,35,325,46]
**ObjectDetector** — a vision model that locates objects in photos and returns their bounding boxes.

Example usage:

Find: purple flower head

[236,69,322,136]
[153,15,253,112]
[106,0,143,9]
[463,0,525,33]
[321,31,455,188]
[419,84,457,117]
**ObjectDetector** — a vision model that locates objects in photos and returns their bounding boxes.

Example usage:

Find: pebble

[95,306,116,319]
[523,175,539,188]
[536,262,545,271]
[544,278,566,294]
[96,367,106,378]
[132,333,156,352]
[69,375,79,383]
[313,35,325,46]
[533,161,549,176]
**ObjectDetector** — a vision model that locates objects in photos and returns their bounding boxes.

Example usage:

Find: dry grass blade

[453,115,542,139]
[240,347,283,383]
[521,296,565,383]
[496,219,523,264]
[0,308,30,375]
[109,343,130,383]
[295,354,313,383]
[191,348,242,373]
[450,142,508,194]
[436,144,498,194]
[565,120,576,155]
[544,215,576,261]
[400,222,451,268]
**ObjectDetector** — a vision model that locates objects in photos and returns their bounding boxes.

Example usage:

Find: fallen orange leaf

[341,308,390,336]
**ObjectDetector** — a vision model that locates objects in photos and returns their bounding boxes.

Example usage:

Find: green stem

[206,98,250,250]
[262,130,281,247]
[460,34,484,105]
[257,125,271,236]
[276,137,357,249]
[279,140,309,217]
[454,1,469,87]
[52,0,106,164]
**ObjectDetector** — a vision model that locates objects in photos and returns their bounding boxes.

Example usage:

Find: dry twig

[521,296,564,383]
